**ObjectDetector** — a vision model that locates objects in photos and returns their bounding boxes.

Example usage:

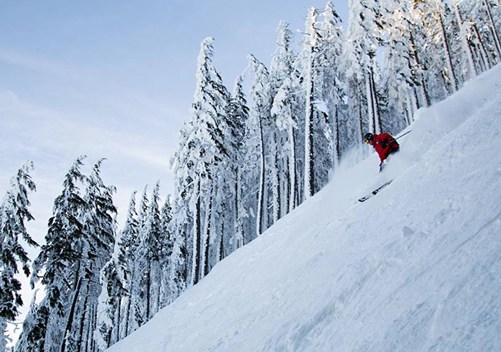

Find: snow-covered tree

[165,197,188,304]
[0,162,38,350]
[413,0,461,100]
[14,292,48,352]
[137,182,163,320]
[247,54,274,235]
[271,22,302,214]
[459,0,501,72]
[380,0,428,127]
[60,159,116,352]
[19,157,116,352]
[94,232,127,351]
[172,37,230,285]
[158,196,175,307]
[26,157,87,351]
[226,75,250,250]
[117,191,140,337]
[300,7,335,198]
[318,2,346,167]
[127,187,149,331]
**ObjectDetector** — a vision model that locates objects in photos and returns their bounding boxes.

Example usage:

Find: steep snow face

[107,64,501,352]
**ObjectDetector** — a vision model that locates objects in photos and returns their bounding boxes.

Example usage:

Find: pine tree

[14,293,48,352]
[270,21,297,219]
[247,54,274,235]
[226,76,250,250]
[138,182,163,320]
[94,231,127,351]
[158,196,175,307]
[301,7,334,198]
[128,187,149,331]
[171,37,230,285]
[170,123,194,287]
[462,0,501,70]
[380,0,427,127]
[341,0,385,150]
[318,2,345,168]
[20,157,116,352]
[271,22,302,214]
[60,159,116,352]
[413,0,460,100]
[117,191,140,338]
[27,157,86,351]
[165,196,188,304]
[0,162,38,350]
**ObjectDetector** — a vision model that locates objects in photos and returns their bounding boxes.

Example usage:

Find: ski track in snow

[107,65,501,352]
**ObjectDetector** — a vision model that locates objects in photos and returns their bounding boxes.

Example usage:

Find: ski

[358,180,393,202]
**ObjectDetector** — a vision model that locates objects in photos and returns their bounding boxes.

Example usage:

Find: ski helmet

[364,132,374,144]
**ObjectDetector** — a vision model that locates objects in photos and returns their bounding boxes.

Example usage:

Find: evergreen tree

[226,76,250,249]
[158,196,175,307]
[94,231,127,351]
[0,162,38,350]
[14,292,48,352]
[271,22,302,214]
[461,0,501,71]
[380,0,428,128]
[318,2,346,168]
[343,1,369,148]
[61,159,116,352]
[128,187,149,331]
[414,0,460,100]
[301,7,334,198]
[137,182,163,320]
[172,37,230,285]
[27,157,86,351]
[247,54,274,235]
[20,157,116,352]
[165,196,188,304]
[270,21,297,218]
[117,191,140,338]
[170,123,195,287]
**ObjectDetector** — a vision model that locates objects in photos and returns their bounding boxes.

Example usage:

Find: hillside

[107,65,501,352]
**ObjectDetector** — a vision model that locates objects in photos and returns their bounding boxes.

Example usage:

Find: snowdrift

[107,64,501,352]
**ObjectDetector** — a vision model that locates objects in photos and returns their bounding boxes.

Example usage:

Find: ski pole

[396,130,411,140]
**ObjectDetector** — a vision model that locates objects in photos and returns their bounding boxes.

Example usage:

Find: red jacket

[373,133,399,162]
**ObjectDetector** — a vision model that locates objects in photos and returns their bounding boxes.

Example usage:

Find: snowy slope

[107,64,501,352]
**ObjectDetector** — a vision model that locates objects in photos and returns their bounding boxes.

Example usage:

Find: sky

[107,64,501,351]
[0,0,347,342]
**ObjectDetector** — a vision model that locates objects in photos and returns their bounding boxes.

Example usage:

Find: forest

[1,1,500,351]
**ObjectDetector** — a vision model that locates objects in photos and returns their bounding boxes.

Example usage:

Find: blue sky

[0,0,348,232]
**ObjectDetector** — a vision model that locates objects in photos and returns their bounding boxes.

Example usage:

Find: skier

[364,132,399,171]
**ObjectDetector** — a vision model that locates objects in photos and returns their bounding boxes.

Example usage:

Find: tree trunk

[472,23,489,72]
[453,3,477,78]
[60,277,83,352]
[271,135,280,223]
[483,0,501,58]
[192,179,202,285]
[304,58,315,199]
[203,192,213,277]
[410,32,431,107]
[438,11,459,93]
[288,125,296,213]
[146,260,151,319]
[367,62,381,134]
[256,117,266,236]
